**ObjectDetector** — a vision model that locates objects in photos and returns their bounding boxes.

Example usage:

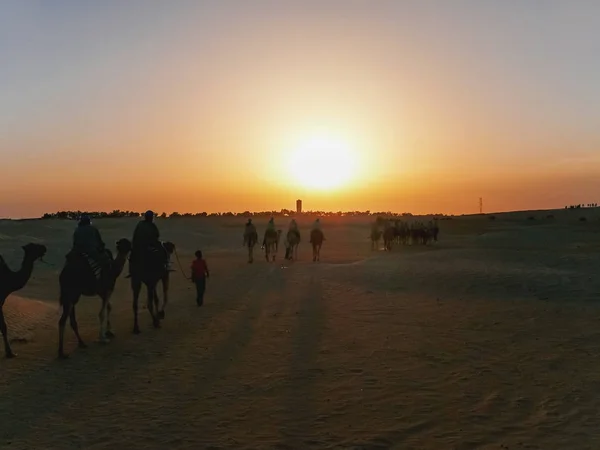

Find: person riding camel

[283,218,301,260]
[262,217,276,248]
[72,214,110,279]
[131,210,172,271]
[311,218,321,231]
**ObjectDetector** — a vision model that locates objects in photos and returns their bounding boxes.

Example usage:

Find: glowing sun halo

[288,135,358,190]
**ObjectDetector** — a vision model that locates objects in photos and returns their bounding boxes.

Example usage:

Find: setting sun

[288,134,359,191]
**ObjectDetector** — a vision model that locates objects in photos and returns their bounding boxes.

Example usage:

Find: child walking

[191,250,210,306]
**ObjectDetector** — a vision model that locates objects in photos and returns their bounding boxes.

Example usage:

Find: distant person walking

[191,250,210,306]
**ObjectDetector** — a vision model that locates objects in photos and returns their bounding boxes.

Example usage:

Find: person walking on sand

[191,250,210,306]
[243,218,257,245]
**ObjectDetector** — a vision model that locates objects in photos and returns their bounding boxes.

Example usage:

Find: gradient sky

[1,1,600,217]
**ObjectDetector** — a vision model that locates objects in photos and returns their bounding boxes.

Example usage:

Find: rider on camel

[311,218,321,231]
[131,210,172,271]
[72,214,110,276]
[262,217,276,248]
[288,218,299,232]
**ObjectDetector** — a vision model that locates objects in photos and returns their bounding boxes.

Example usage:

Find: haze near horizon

[1,1,599,218]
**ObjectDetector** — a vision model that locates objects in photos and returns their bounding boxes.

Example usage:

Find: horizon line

[1,204,596,221]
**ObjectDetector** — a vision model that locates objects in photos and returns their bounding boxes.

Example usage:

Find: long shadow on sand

[0,264,282,446]
[278,266,325,448]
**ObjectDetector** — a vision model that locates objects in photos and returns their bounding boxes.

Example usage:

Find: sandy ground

[1,211,600,449]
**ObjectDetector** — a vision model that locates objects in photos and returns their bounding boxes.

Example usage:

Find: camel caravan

[371,218,440,251]
[0,210,177,359]
[0,212,437,361]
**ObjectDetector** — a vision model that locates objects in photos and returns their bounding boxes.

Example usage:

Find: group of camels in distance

[371,218,440,251]
[0,216,439,361]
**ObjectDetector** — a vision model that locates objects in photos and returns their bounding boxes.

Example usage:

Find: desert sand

[1,211,600,449]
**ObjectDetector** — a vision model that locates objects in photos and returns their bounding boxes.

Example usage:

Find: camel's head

[163,241,175,255]
[22,243,47,261]
[115,238,132,255]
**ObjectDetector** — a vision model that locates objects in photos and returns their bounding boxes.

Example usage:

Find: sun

[288,134,359,190]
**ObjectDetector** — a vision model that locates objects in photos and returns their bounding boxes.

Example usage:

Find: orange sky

[2,2,600,218]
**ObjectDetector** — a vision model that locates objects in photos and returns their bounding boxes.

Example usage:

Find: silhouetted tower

[296,199,302,214]
[479,197,483,214]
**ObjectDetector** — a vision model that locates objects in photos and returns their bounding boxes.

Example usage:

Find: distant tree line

[565,203,598,209]
[40,209,451,220]
[41,210,143,220]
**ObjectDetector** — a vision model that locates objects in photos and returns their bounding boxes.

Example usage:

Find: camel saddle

[66,250,112,283]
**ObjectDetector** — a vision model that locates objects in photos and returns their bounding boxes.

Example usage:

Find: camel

[370,227,382,251]
[383,223,395,251]
[130,241,175,334]
[0,243,47,358]
[263,229,282,262]
[58,238,131,359]
[430,220,440,242]
[309,229,324,262]
[285,229,301,261]
[243,229,258,263]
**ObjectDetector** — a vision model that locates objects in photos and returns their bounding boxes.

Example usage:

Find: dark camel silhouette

[243,229,258,263]
[130,242,175,334]
[370,227,382,251]
[0,243,47,358]
[285,229,301,261]
[383,224,395,251]
[58,238,131,359]
[309,229,324,262]
[263,229,281,262]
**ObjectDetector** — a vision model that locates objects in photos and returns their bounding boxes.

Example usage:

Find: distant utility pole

[479,197,483,214]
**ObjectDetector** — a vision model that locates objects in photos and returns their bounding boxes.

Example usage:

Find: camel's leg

[0,307,15,358]
[98,298,109,343]
[70,306,87,348]
[153,287,160,316]
[105,300,115,338]
[158,276,168,319]
[132,279,142,334]
[147,286,160,329]
[58,302,72,359]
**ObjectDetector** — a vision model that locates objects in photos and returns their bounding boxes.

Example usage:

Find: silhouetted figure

[262,217,281,262]
[243,219,258,263]
[285,221,301,261]
[0,243,47,358]
[58,238,132,358]
[191,250,210,306]
[131,210,170,271]
[310,219,325,262]
[72,215,111,282]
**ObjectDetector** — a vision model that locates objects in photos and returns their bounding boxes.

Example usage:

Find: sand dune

[1,212,600,449]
